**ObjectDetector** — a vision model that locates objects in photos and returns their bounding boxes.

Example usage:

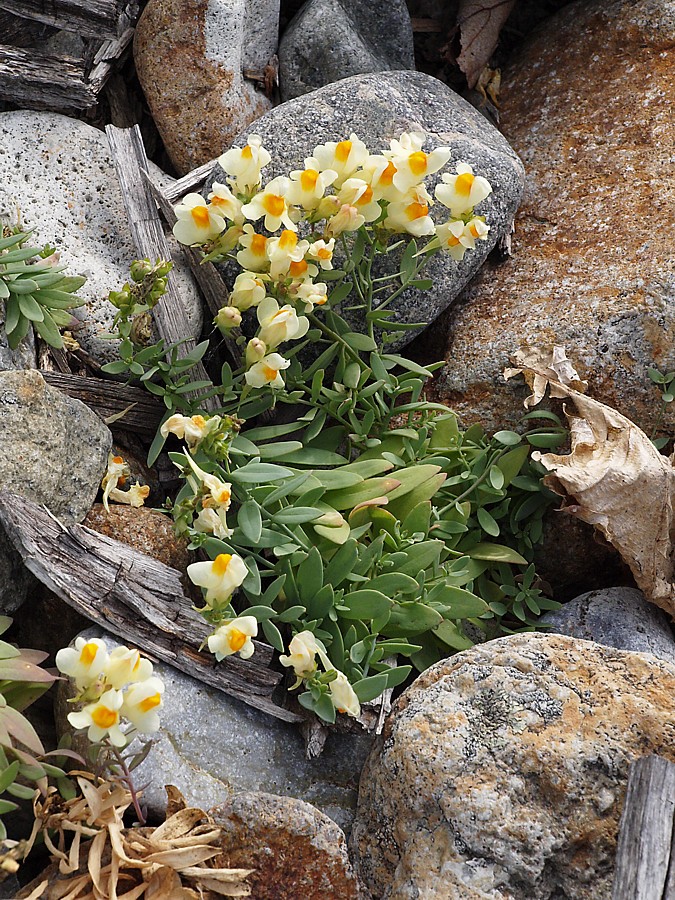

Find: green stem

[110,744,146,826]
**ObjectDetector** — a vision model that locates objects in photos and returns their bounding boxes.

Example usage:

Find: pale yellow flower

[383,184,436,237]
[385,132,451,193]
[160,413,218,449]
[67,688,127,747]
[105,646,154,690]
[266,230,310,280]
[207,181,245,224]
[236,225,270,272]
[172,194,226,246]
[121,676,164,733]
[107,482,150,509]
[230,271,267,311]
[435,217,489,260]
[184,455,232,511]
[292,279,328,312]
[306,239,335,271]
[217,134,271,194]
[434,163,492,217]
[187,553,248,607]
[257,297,309,348]
[242,176,297,232]
[245,352,291,389]
[326,204,365,237]
[101,453,130,513]
[279,631,320,678]
[328,670,361,717]
[361,154,403,203]
[308,134,369,188]
[215,305,242,332]
[337,178,382,223]
[193,506,233,540]
[287,166,338,209]
[207,616,258,661]
[56,637,109,691]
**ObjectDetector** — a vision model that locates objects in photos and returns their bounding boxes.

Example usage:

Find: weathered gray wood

[0,45,95,110]
[0,490,301,724]
[612,755,675,899]
[105,125,219,412]
[87,27,135,95]
[39,371,164,436]
[0,0,133,39]
[158,160,217,206]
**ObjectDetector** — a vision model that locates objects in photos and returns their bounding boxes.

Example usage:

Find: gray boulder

[279,0,415,101]
[56,628,374,834]
[211,71,524,350]
[0,111,203,365]
[539,586,675,666]
[0,370,112,613]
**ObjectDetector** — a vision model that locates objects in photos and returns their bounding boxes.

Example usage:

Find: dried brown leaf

[504,345,588,407]
[456,0,518,87]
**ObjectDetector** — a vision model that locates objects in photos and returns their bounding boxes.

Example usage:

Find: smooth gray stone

[279,0,415,101]
[539,587,675,666]
[209,70,524,350]
[55,628,374,834]
[0,370,112,614]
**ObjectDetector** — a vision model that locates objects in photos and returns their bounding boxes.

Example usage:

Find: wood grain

[0,0,133,39]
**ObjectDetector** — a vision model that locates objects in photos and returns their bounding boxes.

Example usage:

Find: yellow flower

[434,163,492,218]
[183,455,232,511]
[160,413,218,449]
[266,230,310,280]
[292,280,328,312]
[245,352,291,389]
[361,154,403,203]
[207,616,258,661]
[107,482,150,509]
[230,272,267,311]
[207,181,244,224]
[105,646,154,690]
[101,453,130,512]
[56,637,109,691]
[306,239,335,271]
[236,224,270,272]
[287,166,338,209]
[67,688,127,747]
[279,631,320,678]
[172,194,226,246]
[383,185,436,237]
[121,676,164,733]
[217,134,271,194]
[187,553,248,607]
[308,134,369,188]
[328,670,361,717]
[193,507,233,540]
[434,217,490,260]
[337,178,382,223]
[241,176,297,232]
[384,132,451,193]
[257,297,309,348]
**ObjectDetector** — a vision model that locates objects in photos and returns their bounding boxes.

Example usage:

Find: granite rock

[279,0,415,101]
[0,111,203,365]
[350,632,675,899]
[210,70,524,350]
[539,587,675,666]
[134,0,279,174]
[0,370,111,613]
[435,0,675,435]
[55,628,373,834]
[211,791,365,898]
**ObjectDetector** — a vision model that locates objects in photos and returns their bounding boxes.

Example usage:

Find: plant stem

[111,744,146,826]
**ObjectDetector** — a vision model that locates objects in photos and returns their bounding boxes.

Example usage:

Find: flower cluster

[173,132,492,393]
[56,638,164,748]
[280,631,360,718]
[101,453,150,513]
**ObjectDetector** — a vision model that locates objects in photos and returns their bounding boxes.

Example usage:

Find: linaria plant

[114,132,562,723]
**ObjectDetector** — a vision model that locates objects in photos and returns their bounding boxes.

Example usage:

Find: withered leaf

[456,0,518,88]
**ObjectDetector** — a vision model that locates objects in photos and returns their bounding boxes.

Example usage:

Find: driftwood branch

[0,490,301,724]
[612,755,675,899]
[105,125,219,412]
[39,371,164,436]
[0,0,134,39]
[0,45,95,110]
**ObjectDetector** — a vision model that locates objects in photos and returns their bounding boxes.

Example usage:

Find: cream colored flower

[245,352,291,389]
[287,166,338,209]
[292,279,328,311]
[67,688,127,747]
[172,194,226,246]
[56,637,109,690]
[121,676,164,733]
[326,204,365,237]
[308,134,369,188]
[215,305,242,332]
[435,217,489,260]
[184,455,232,511]
[279,631,320,678]
[207,616,258,661]
[383,185,436,237]
[337,178,382,223]
[266,230,310,280]
[101,453,129,512]
[242,176,297,232]
[217,135,271,194]
[107,482,150,509]
[245,337,267,366]
[385,132,451,193]
[434,163,492,217]
[236,225,270,272]
[230,271,267,311]
[160,414,218,449]
[193,506,233,540]
[328,670,361,717]
[105,646,154,690]
[306,239,335,271]
[207,181,245,224]
[361,154,403,203]
[257,297,309,348]
[187,553,248,607]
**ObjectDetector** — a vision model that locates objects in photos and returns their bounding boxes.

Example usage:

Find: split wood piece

[0,0,134,40]
[611,755,675,899]
[0,489,302,724]
[158,160,218,206]
[105,124,219,412]
[86,27,135,96]
[39,370,165,436]
[0,45,95,111]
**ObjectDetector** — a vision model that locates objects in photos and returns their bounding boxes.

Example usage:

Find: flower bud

[245,338,267,367]
[215,305,243,332]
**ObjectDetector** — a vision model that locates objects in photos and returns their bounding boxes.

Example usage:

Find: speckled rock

[211,70,524,349]
[435,0,675,435]
[56,628,373,834]
[279,0,414,101]
[0,325,35,371]
[0,111,203,365]
[134,0,279,174]
[0,370,111,614]
[210,791,365,898]
[350,632,675,899]
[83,505,194,595]
[540,587,675,666]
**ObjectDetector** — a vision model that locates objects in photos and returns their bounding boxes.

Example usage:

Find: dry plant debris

[451,0,518,87]
[21,775,252,899]
[505,347,675,618]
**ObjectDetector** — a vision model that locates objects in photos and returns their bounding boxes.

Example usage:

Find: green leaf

[272,506,322,525]
[493,430,521,446]
[297,547,324,597]
[496,445,530,486]
[232,463,295,483]
[262,619,284,652]
[257,441,304,459]
[237,501,263,544]
[476,506,500,537]
[397,540,444,576]
[526,432,566,449]
[275,448,349,467]
[264,473,311,505]
[17,293,44,322]
[241,605,277,621]
[343,332,377,351]
[468,542,528,565]
[433,620,475,650]
[313,692,337,724]
[367,573,420,596]
[383,602,443,637]
[381,354,433,377]
[33,309,63,348]
[0,799,19,815]
[323,476,401,511]
[399,239,418,281]
[278,605,306,623]
[305,584,335,619]
[0,761,20,793]
[328,282,353,306]
[352,673,389,703]
[323,539,358,587]
[339,590,392,621]
[426,583,488,617]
